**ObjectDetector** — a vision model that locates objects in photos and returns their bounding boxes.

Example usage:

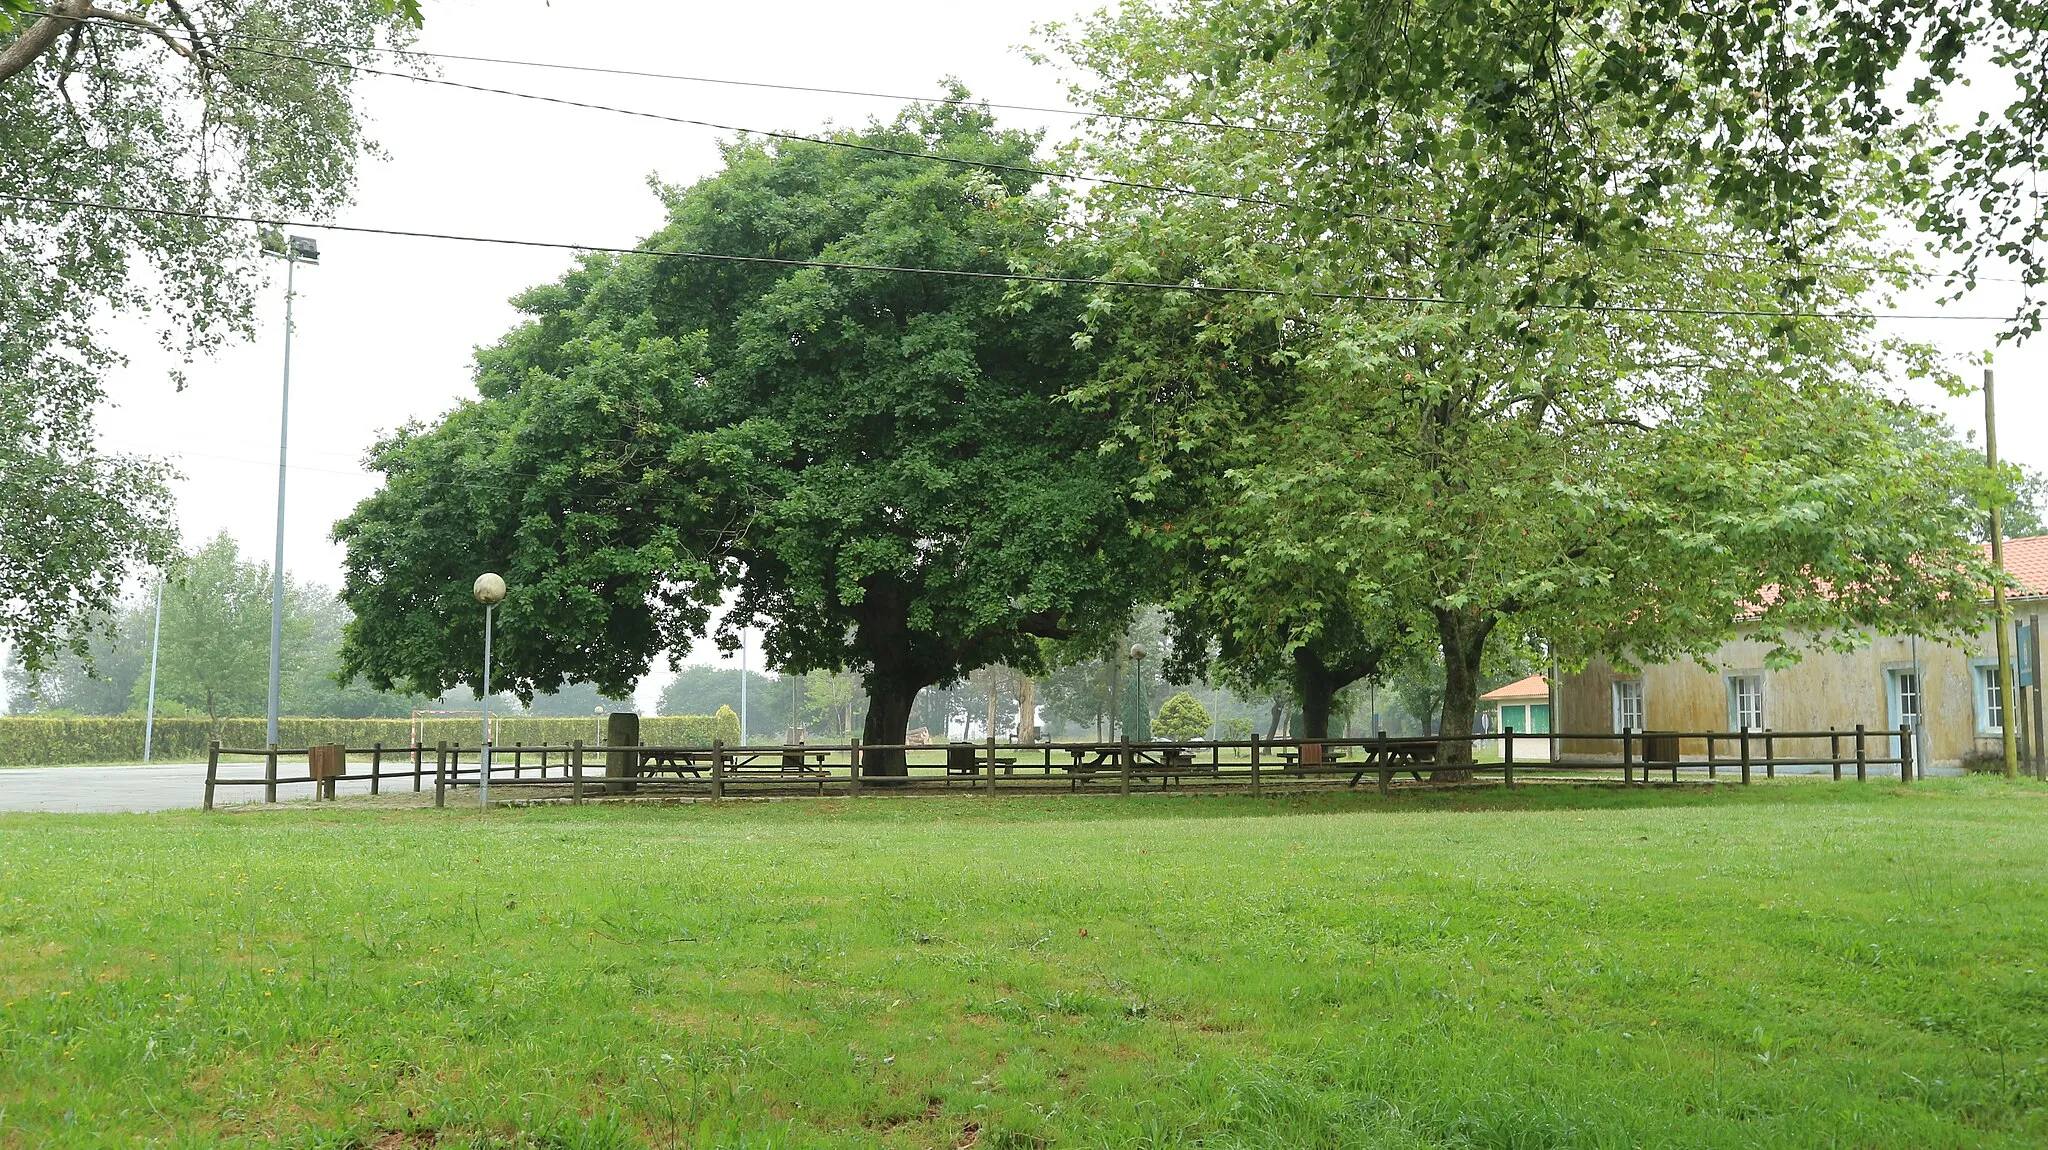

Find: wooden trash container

[308,744,346,800]
[1642,733,1681,763]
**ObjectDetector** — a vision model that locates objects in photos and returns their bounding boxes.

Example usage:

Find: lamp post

[473,572,506,809]
[259,232,318,748]
[1129,643,1148,741]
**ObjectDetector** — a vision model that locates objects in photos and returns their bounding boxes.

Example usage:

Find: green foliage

[1219,715,1256,741]
[0,711,744,765]
[1,0,420,671]
[659,665,788,736]
[334,98,1147,767]
[1281,0,2048,340]
[1153,690,1212,741]
[1056,1,2000,760]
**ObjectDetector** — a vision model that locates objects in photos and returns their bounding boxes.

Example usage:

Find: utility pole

[1987,368,2020,779]
[143,576,164,764]
[739,627,748,746]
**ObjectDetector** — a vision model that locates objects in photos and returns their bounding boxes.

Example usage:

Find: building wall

[1557,619,2037,770]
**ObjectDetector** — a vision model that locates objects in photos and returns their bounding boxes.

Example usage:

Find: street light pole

[473,573,507,809]
[261,234,318,747]
[143,575,164,763]
[740,626,749,746]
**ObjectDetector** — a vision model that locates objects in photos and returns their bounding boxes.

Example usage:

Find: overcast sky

[86,0,2048,710]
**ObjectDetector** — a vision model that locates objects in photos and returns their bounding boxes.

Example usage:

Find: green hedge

[0,710,744,767]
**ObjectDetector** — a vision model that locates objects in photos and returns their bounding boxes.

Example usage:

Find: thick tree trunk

[1434,607,1495,773]
[1267,697,1286,738]
[1017,675,1036,744]
[860,680,919,777]
[1293,649,1339,740]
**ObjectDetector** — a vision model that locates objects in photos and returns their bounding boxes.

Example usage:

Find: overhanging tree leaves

[335,101,1146,774]
[1058,0,2000,762]
[1276,0,2048,334]
[0,1,419,672]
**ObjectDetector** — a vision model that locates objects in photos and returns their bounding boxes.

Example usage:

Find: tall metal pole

[1987,368,2020,779]
[264,255,297,747]
[739,628,749,746]
[143,576,164,763]
[480,602,494,809]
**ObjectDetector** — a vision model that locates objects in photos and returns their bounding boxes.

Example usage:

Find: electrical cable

[1,191,2017,321]
[37,11,2031,287]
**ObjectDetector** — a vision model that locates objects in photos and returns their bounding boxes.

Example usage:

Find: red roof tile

[1481,674,1550,701]
[1999,535,2048,600]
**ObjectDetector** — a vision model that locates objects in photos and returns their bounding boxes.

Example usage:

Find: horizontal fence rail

[199,724,1916,809]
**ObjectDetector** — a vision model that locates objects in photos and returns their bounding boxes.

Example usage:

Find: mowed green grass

[2,781,2046,1148]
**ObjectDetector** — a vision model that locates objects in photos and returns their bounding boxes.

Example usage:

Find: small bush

[1961,749,2009,774]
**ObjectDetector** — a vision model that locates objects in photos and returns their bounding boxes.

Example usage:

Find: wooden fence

[201,724,1915,809]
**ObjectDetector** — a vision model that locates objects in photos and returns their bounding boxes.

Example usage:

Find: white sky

[84,0,2047,712]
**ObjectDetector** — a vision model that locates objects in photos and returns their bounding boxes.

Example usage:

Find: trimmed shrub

[0,712,748,766]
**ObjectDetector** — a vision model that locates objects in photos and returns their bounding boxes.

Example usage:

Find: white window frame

[1886,666,1922,731]
[1612,680,1644,733]
[1727,674,1765,731]
[1974,661,2005,735]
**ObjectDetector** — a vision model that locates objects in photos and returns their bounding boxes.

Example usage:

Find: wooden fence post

[435,740,448,808]
[1855,724,1867,782]
[264,743,279,804]
[849,737,862,797]
[1503,727,1515,789]
[1901,724,1915,783]
[1622,727,1634,786]
[710,739,726,801]
[371,742,383,796]
[204,741,220,811]
[1377,729,1392,796]
[985,735,997,796]
[1830,727,1842,782]
[1119,736,1132,796]
[1707,734,1717,780]
[412,742,424,791]
[1250,733,1262,798]
[1739,727,1752,785]
[571,739,585,804]
[1765,731,1776,779]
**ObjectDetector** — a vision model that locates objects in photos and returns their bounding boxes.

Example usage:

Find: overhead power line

[0,192,2016,322]
[43,12,2027,288]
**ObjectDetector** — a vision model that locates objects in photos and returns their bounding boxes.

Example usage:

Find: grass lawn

[2,780,2046,1147]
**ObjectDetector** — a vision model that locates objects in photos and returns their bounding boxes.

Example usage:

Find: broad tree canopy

[335,100,1146,772]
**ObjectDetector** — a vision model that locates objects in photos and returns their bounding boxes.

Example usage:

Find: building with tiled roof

[1556,536,2048,773]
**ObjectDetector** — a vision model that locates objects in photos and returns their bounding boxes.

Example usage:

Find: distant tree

[521,681,633,719]
[155,533,300,729]
[1,0,421,673]
[658,665,789,737]
[1219,716,1255,742]
[1153,691,1211,742]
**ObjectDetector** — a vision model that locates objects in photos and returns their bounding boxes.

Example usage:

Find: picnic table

[1277,741,1438,786]
[635,747,829,778]
[1065,746,1207,788]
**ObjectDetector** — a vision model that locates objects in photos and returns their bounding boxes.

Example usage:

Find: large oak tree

[334,101,1146,773]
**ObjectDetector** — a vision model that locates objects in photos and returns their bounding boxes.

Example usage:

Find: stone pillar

[605,711,641,795]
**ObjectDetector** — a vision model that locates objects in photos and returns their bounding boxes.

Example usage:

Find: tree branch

[0,0,92,84]
[81,5,194,62]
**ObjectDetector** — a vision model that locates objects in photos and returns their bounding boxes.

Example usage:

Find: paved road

[0,762,389,813]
